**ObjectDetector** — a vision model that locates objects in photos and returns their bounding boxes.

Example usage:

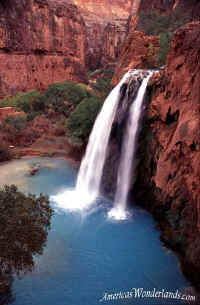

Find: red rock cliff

[112,0,200,86]
[112,31,160,86]
[72,0,132,70]
[134,22,200,290]
[0,0,87,98]
[0,0,134,98]
[112,0,160,86]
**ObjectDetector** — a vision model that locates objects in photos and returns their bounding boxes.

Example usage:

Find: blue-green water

[0,158,191,305]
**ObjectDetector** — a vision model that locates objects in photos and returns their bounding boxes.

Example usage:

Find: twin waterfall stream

[53,70,153,220]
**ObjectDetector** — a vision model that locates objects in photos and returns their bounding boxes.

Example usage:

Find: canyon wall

[112,31,160,86]
[0,0,87,98]
[72,0,132,70]
[111,0,160,86]
[0,0,132,98]
[112,0,200,86]
[134,22,200,289]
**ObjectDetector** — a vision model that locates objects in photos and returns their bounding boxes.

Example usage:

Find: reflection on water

[0,184,53,304]
[0,158,191,305]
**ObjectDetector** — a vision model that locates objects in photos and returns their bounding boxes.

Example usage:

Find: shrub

[0,90,42,113]
[5,114,27,132]
[0,90,44,122]
[137,9,190,65]
[91,77,112,99]
[138,9,189,36]
[147,43,159,68]
[43,81,93,116]
[67,96,102,143]
[88,68,114,99]
[0,82,94,120]
[158,31,174,65]
[0,114,28,144]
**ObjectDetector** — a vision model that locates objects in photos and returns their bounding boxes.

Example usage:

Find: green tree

[67,96,102,144]
[0,91,42,113]
[5,114,27,132]
[158,31,174,65]
[147,43,158,68]
[43,81,92,116]
[0,82,94,120]
[137,9,190,65]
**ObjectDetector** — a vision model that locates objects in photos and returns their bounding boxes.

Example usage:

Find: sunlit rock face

[0,0,87,98]
[72,0,132,70]
[134,22,200,290]
[73,0,131,21]
[0,0,134,98]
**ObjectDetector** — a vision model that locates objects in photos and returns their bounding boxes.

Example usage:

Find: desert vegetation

[0,71,114,149]
[138,9,190,65]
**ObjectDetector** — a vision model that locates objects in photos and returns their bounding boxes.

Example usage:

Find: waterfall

[52,69,153,216]
[52,72,131,211]
[75,72,131,203]
[108,71,153,220]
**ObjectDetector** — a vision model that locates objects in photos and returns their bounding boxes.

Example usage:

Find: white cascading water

[108,71,153,220]
[52,72,131,211]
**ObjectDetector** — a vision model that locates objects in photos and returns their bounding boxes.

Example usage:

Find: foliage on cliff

[138,9,190,65]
